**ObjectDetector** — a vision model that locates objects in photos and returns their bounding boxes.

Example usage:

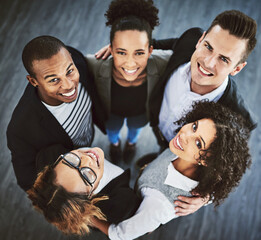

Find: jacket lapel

[29,85,73,148]
[96,57,113,116]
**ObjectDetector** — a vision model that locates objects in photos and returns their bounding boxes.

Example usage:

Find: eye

[116,51,126,55]
[220,56,229,63]
[135,52,145,56]
[196,139,202,149]
[49,78,59,83]
[204,43,212,51]
[192,121,198,132]
[67,69,74,75]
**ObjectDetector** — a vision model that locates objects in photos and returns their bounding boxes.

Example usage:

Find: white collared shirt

[108,157,198,240]
[159,62,228,142]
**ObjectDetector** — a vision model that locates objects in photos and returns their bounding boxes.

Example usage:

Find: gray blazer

[86,50,172,120]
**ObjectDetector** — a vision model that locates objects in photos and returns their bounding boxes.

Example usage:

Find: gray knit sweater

[137,148,196,206]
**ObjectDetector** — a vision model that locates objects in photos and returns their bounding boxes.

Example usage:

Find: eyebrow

[116,48,145,51]
[44,63,73,80]
[116,48,127,51]
[198,121,206,149]
[205,40,231,62]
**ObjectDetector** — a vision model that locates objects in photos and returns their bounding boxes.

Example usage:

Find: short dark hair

[176,101,251,206]
[22,36,66,78]
[105,0,159,46]
[206,10,257,63]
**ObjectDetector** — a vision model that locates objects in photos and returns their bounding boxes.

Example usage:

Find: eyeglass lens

[65,153,96,184]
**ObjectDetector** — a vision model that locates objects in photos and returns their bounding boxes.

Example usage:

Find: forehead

[197,118,216,148]
[112,30,149,49]
[204,25,247,62]
[54,160,88,193]
[32,47,73,78]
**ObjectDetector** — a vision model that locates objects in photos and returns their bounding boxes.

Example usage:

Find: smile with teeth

[86,151,100,167]
[198,63,213,76]
[61,88,76,97]
[123,68,139,75]
[176,135,184,151]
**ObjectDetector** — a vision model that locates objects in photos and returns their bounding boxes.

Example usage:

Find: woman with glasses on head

[28,101,251,238]
[27,147,141,235]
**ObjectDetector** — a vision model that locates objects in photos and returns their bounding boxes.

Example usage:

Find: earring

[198,161,202,166]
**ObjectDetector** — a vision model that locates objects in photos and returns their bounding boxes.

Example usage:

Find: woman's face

[169,118,216,165]
[54,147,104,194]
[110,30,153,81]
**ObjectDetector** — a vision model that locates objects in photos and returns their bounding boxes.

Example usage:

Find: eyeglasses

[53,152,97,197]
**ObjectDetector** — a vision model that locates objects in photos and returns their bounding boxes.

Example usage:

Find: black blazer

[35,143,140,225]
[150,28,257,131]
[6,47,106,191]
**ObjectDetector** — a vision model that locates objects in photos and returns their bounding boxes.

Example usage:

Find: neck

[190,80,220,95]
[173,157,199,180]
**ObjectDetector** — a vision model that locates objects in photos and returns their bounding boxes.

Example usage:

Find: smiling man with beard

[6,36,105,191]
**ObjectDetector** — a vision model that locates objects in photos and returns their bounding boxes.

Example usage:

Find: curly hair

[27,166,108,235]
[176,101,251,206]
[105,0,159,45]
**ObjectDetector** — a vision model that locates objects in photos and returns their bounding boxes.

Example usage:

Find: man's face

[27,47,80,106]
[190,25,247,95]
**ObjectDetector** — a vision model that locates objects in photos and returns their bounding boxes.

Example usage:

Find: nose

[61,77,74,90]
[125,55,136,68]
[79,154,93,168]
[204,54,216,69]
[180,130,192,145]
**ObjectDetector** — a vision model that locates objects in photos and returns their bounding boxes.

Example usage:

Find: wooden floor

[0,0,260,239]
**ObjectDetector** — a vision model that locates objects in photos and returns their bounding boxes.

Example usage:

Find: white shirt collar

[164,156,198,192]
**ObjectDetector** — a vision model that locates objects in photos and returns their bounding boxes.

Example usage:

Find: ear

[200,160,208,167]
[148,45,153,57]
[26,75,38,87]
[230,61,247,76]
[109,44,113,57]
[195,31,206,48]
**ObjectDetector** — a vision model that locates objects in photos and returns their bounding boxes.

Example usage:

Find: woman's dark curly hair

[176,101,251,206]
[105,0,159,45]
[27,165,108,235]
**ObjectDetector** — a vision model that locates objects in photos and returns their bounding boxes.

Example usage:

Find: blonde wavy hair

[27,166,108,235]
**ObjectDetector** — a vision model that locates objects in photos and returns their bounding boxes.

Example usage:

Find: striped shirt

[42,82,94,147]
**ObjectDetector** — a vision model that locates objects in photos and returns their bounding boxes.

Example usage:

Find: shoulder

[85,54,113,77]
[7,84,40,135]
[151,50,172,62]
[179,27,204,40]
[173,27,203,50]
[147,50,172,75]
[220,77,257,130]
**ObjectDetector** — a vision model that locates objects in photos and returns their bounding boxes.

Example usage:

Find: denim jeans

[105,113,148,144]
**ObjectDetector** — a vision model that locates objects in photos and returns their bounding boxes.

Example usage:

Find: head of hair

[206,10,257,63]
[22,36,67,78]
[105,0,159,46]
[176,101,251,206]
[27,165,108,235]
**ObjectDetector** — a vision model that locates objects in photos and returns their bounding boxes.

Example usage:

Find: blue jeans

[106,113,148,144]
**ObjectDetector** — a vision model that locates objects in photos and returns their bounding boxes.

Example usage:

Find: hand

[174,194,209,216]
[95,44,111,59]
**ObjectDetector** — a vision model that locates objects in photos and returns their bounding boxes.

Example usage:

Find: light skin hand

[95,44,111,59]
[174,194,210,216]
[91,217,110,235]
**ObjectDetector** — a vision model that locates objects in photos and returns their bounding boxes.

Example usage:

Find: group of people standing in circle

[6,0,257,239]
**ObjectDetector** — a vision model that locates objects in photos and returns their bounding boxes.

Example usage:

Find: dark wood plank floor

[0,0,260,239]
